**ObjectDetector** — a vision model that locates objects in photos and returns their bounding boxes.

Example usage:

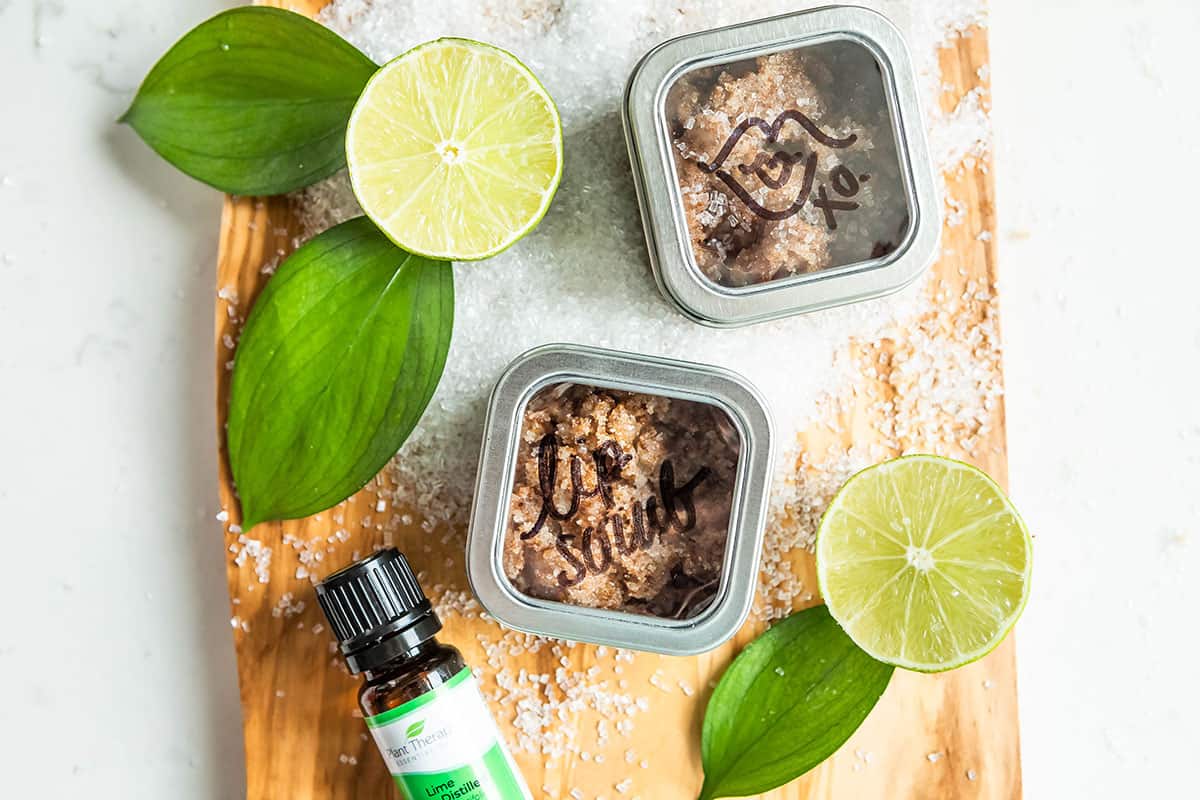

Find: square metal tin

[623,5,940,327]
[465,344,774,655]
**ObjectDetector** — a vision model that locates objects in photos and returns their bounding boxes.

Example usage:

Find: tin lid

[623,6,940,327]
[465,344,774,655]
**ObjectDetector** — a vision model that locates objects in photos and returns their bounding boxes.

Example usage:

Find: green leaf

[121,7,376,195]
[227,217,453,528]
[405,720,425,739]
[698,605,894,800]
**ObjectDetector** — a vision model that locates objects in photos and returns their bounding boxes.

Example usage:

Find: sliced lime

[346,38,563,260]
[816,455,1032,672]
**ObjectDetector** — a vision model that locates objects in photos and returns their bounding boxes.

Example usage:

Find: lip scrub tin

[623,6,939,326]
[466,344,774,655]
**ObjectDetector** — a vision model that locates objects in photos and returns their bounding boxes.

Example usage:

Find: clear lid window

[504,382,741,620]
[665,38,911,288]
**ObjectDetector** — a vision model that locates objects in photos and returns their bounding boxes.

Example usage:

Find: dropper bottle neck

[362,637,441,683]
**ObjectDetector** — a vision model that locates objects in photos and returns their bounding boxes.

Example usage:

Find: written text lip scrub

[505,382,740,620]
[623,5,940,326]
[316,549,532,800]
[466,344,774,655]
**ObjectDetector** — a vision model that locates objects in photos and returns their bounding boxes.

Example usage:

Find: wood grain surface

[215,3,1019,798]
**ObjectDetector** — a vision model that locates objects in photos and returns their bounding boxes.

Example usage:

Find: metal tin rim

[465,343,775,655]
[622,5,941,327]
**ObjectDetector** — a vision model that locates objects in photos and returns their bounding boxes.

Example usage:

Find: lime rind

[815,454,1032,673]
[345,37,563,261]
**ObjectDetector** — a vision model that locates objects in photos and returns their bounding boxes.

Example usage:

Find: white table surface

[1,0,1196,796]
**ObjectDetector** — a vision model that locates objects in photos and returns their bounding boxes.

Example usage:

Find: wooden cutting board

[214,3,1020,798]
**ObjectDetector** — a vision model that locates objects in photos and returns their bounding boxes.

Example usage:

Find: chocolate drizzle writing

[697,109,868,229]
[520,433,710,588]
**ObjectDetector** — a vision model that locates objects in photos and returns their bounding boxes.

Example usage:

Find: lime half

[816,455,1032,672]
[346,38,563,260]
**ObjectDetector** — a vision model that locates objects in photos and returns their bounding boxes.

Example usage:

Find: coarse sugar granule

[231,534,272,584]
[270,592,305,619]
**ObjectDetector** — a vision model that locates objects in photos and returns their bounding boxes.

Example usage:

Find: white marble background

[0,0,1197,797]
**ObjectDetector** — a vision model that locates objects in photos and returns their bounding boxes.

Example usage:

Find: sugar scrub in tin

[666,40,911,288]
[503,383,741,619]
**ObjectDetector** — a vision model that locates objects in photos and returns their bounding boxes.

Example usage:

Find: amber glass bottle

[316,549,531,800]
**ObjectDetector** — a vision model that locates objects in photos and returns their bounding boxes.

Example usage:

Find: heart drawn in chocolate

[697,109,857,221]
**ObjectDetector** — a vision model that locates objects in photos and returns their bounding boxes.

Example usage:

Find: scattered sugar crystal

[231,535,272,583]
[927,751,943,763]
[967,769,977,781]
[272,592,306,619]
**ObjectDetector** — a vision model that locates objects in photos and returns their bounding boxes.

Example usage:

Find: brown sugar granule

[504,384,740,619]
[665,42,911,287]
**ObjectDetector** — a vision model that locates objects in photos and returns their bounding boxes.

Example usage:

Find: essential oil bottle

[316,548,532,800]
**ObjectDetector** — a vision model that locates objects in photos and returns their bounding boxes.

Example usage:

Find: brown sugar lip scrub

[623,6,940,326]
[467,344,773,655]
[505,383,739,620]
[666,43,909,288]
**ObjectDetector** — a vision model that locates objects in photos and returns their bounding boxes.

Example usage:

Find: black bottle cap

[315,548,442,675]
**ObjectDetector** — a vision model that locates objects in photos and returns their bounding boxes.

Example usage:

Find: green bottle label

[364,667,531,800]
